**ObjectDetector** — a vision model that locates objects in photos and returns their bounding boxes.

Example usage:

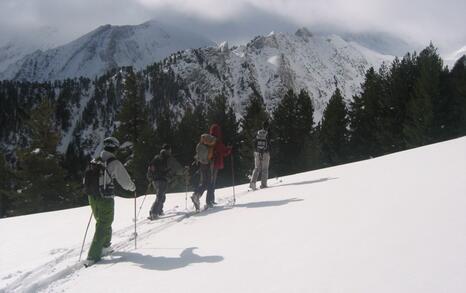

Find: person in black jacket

[147,144,184,220]
[147,144,171,220]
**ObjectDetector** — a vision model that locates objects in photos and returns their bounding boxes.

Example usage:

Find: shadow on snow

[273,177,338,188]
[233,198,304,209]
[102,247,223,271]
[192,197,304,218]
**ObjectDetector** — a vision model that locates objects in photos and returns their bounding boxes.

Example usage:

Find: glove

[114,185,135,198]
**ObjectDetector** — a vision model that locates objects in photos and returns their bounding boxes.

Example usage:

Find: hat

[160,148,171,158]
[103,137,120,149]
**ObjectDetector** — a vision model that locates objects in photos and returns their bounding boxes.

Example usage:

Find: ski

[83,260,96,268]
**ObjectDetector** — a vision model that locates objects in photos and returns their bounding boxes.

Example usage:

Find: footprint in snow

[2,270,22,280]
[49,248,68,255]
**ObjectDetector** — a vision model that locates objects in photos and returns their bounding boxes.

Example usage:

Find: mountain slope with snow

[445,46,466,68]
[168,28,393,119]
[1,136,465,293]
[0,27,395,157]
[0,20,215,81]
[0,26,67,74]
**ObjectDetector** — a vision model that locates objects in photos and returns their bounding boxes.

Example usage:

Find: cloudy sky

[0,0,465,54]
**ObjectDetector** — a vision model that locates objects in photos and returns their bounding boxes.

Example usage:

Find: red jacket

[209,124,231,170]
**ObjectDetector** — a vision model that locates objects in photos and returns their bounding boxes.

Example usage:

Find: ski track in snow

[0,186,263,293]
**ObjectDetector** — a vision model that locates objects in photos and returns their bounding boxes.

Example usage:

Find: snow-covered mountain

[1,136,465,292]
[445,45,466,68]
[0,20,215,81]
[0,26,66,73]
[339,31,416,56]
[0,27,395,155]
[167,28,393,119]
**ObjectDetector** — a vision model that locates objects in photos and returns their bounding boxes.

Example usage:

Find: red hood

[209,124,222,140]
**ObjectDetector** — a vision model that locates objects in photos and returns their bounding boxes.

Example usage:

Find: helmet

[160,149,170,158]
[103,137,120,149]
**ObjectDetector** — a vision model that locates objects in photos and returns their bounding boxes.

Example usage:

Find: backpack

[147,155,169,181]
[255,129,268,153]
[196,143,210,164]
[83,157,115,197]
[198,134,216,163]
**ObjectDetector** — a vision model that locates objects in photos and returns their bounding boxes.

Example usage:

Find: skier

[84,137,136,267]
[147,144,184,220]
[190,132,216,211]
[249,121,271,190]
[206,124,232,207]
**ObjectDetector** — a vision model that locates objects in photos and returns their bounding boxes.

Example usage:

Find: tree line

[0,44,465,217]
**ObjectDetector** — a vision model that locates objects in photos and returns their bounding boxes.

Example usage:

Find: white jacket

[100,150,136,192]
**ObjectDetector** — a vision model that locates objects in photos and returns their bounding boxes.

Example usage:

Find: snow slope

[1,137,466,293]
[1,20,215,81]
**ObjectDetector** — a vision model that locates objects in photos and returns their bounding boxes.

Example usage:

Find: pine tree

[0,155,14,217]
[115,69,148,144]
[166,105,208,192]
[14,99,79,215]
[384,54,417,152]
[403,44,442,147]
[131,126,158,194]
[271,89,298,175]
[296,89,316,171]
[349,67,384,159]
[114,69,154,194]
[432,66,454,141]
[444,56,466,138]
[63,136,87,180]
[175,105,207,166]
[271,89,314,175]
[320,87,349,166]
[154,109,175,147]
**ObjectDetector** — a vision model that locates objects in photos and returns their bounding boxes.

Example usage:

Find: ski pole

[136,181,154,219]
[231,153,236,204]
[184,166,189,210]
[185,183,188,210]
[79,211,93,262]
[134,191,137,249]
[136,194,147,219]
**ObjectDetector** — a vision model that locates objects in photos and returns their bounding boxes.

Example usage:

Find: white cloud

[135,0,250,19]
[132,0,466,49]
[0,0,465,52]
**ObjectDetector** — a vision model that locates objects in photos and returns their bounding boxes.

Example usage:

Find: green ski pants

[87,195,114,261]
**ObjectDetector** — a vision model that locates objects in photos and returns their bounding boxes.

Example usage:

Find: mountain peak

[295,27,313,39]
[218,41,229,52]
[2,21,215,81]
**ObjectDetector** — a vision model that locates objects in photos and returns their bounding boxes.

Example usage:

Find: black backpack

[255,129,268,153]
[83,157,115,197]
[147,155,169,181]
